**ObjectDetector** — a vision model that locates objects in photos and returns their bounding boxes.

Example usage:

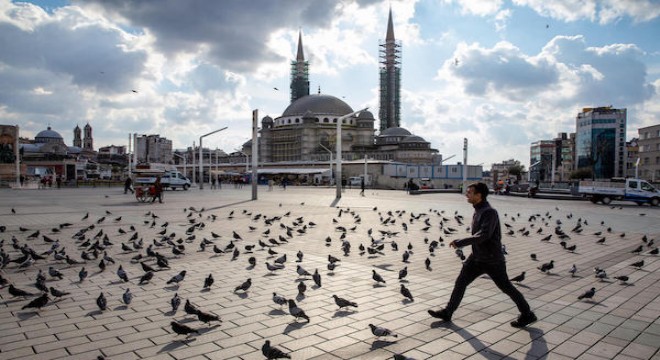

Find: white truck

[578,178,660,206]
[133,169,191,191]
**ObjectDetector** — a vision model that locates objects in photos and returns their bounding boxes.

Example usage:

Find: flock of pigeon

[0,200,657,359]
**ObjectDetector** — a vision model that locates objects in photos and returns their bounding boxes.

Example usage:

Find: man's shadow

[432,321,547,359]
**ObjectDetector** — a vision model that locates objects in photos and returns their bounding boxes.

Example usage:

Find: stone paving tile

[1,187,659,359]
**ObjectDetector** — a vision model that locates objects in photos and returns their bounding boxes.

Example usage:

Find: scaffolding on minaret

[378,7,401,132]
[290,30,310,103]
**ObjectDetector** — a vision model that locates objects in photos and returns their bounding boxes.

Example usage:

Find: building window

[324,118,329,123]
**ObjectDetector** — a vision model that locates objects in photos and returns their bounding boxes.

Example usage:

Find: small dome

[261,115,273,124]
[401,135,428,143]
[35,127,63,142]
[282,94,354,117]
[356,110,375,119]
[380,127,412,137]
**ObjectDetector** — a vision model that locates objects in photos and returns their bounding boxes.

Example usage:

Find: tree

[507,164,525,181]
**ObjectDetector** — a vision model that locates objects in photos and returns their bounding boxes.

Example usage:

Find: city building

[625,138,639,178]
[18,126,80,181]
[575,106,627,179]
[135,134,173,165]
[379,8,401,132]
[638,124,660,181]
[528,132,575,183]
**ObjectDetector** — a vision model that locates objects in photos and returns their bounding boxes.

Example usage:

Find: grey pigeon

[22,293,49,311]
[578,287,596,300]
[312,269,321,287]
[272,292,287,307]
[166,270,186,285]
[170,321,199,337]
[234,278,252,292]
[262,340,291,359]
[332,294,358,309]
[96,292,107,311]
[287,299,310,322]
[372,270,386,284]
[368,323,398,338]
[171,293,181,312]
[400,284,414,302]
[122,288,133,305]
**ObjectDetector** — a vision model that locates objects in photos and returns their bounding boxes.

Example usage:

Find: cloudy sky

[1,0,659,169]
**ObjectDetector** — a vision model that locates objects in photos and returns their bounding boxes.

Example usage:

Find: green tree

[507,164,525,181]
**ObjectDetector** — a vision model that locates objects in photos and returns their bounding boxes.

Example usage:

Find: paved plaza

[0,185,658,360]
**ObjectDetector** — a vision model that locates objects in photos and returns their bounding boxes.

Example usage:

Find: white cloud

[512,0,660,24]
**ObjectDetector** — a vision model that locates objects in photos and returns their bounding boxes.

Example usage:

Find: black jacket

[455,200,505,264]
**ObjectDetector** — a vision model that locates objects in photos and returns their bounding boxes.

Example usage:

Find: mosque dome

[401,135,428,143]
[35,127,64,143]
[356,110,375,119]
[380,127,412,137]
[282,94,354,117]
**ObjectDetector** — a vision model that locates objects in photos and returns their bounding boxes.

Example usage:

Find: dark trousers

[446,258,531,316]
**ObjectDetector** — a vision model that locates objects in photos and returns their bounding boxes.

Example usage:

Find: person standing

[360,177,365,196]
[152,176,163,203]
[428,182,537,328]
[124,177,134,194]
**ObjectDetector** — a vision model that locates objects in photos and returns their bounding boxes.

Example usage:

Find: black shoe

[428,309,452,322]
[511,312,537,328]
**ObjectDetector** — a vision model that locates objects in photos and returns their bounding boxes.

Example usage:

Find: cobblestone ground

[0,185,658,360]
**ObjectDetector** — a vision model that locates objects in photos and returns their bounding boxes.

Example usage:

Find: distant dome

[357,110,375,119]
[282,94,354,117]
[380,127,411,137]
[261,115,273,123]
[35,127,64,143]
[401,135,428,143]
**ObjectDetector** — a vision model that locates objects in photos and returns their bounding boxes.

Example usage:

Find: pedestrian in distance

[152,176,163,203]
[360,177,365,196]
[124,177,134,194]
[428,182,537,328]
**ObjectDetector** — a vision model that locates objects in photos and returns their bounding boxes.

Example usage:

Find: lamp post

[199,127,228,190]
[236,150,249,173]
[336,107,369,200]
[319,143,333,185]
[172,152,186,178]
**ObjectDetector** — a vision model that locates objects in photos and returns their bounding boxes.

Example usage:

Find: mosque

[254,9,439,166]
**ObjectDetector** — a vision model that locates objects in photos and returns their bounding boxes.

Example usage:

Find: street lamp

[172,152,186,178]
[336,107,369,200]
[199,127,228,190]
[319,143,333,185]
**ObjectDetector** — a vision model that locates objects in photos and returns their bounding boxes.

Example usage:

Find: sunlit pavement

[0,185,658,359]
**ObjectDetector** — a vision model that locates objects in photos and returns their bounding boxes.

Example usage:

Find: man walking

[428,182,537,328]
[360,177,365,196]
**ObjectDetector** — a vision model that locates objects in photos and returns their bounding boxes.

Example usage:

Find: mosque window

[323,118,329,123]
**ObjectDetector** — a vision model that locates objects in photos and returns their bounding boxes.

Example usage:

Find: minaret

[83,123,93,151]
[73,125,82,147]
[290,30,310,103]
[379,7,401,131]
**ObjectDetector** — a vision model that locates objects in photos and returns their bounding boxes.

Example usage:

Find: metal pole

[127,133,131,178]
[192,141,196,185]
[462,138,468,194]
[364,154,368,185]
[15,125,20,188]
[251,109,258,200]
[133,133,138,169]
[336,107,368,199]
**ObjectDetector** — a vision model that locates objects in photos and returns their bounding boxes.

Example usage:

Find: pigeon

[49,286,70,298]
[510,271,525,283]
[140,262,156,273]
[630,260,645,269]
[122,288,133,305]
[312,269,321,287]
[170,321,199,337]
[332,294,358,309]
[197,310,222,325]
[116,265,129,282]
[569,264,577,277]
[262,340,291,359]
[184,299,200,316]
[296,265,311,277]
[372,270,386,285]
[266,262,285,273]
[297,281,307,296]
[649,248,659,255]
[166,270,187,285]
[578,287,596,300]
[296,250,303,262]
[368,323,398,338]
[171,293,181,312]
[48,267,64,280]
[398,267,408,280]
[139,271,154,285]
[530,253,537,261]
[78,267,88,282]
[272,292,287,307]
[631,245,643,254]
[538,260,554,273]
[203,274,214,289]
[400,284,414,302]
[287,299,310,322]
[21,293,49,311]
[96,292,107,311]
[614,275,629,284]
[234,278,252,292]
